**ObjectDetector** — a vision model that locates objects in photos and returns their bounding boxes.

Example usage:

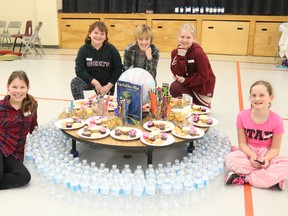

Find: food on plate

[66,122,72,128]
[143,132,150,139]
[159,122,166,130]
[114,128,122,136]
[82,130,91,137]
[147,121,154,128]
[192,105,201,111]
[189,126,198,136]
[100,128,107,134]
[199,115,208,123]
[161,133,168,141]
[129,129,137,138]
[206,117,213,125]
[193,114,200,122]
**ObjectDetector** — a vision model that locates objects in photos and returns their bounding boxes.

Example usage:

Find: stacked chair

[21,21,45,58]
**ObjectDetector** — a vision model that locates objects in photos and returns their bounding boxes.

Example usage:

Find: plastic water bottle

[172,177,184,208]
[172,159,181,174]
[110,178,122,209]
[121,176,133,210]
[144,177,157,210]
[132,178,145,211]
[99,178,110,209]
[183,174,194,206]
[160,177,173,209]
[54,167,65,199]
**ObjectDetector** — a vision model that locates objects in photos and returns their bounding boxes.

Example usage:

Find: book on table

[116,80,143,126]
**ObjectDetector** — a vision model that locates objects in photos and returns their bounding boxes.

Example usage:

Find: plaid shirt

[0,96,38,161]
[123,43,159,80]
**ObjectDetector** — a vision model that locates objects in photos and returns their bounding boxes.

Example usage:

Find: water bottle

[99,177,110,209]
[172,177,184,208]
[54,167,65,199]
[172,159,181,174]
[134,165,144,179]
[110,178,122,210]
[160,177,173,209]
[183,174,194,206]
[88,177,100,208]
[121,176,133,210]
[144,177,157,210]
[79,172,90,207]
[132,178,145,211]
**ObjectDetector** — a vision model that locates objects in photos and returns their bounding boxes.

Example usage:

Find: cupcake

[206,117,213,125]
[189,126,197,136]
[100,128,106,134]
[143,132,150,139]
[73,117,82,123]
[161,133,168,141]
[193,114,199,122]
[129,129,137,138]
[147,121,154,128]
[95,119,102,125]
[200,107,207,112]
[89,118,96,125]
[66,122,72,128]
[114,128,122,136]
[159,122,166,130]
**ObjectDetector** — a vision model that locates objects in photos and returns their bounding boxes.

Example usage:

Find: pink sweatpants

[225,145,288,188]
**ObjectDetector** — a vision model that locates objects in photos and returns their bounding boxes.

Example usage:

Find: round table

[58,112,207,166]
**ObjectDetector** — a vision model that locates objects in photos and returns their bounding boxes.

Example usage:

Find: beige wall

[1,0,61,46]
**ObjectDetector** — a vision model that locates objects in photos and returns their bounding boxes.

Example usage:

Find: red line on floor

[236,62,254,216]
[0,94,72,102]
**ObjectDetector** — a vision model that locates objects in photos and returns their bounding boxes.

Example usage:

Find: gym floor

[0,48,287,216]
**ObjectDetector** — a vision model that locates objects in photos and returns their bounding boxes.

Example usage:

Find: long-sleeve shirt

[123,43,159,80]
[170,43,216,97]
[0,96,38,161]
[75,42,123,86]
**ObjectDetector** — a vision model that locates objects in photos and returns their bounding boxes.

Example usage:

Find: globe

[118,68,156,104]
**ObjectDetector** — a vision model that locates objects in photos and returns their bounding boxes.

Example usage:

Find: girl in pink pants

[224,80,288,190]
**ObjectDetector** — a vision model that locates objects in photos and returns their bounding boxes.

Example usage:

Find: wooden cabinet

[60,19,99,49]
[253,22,282,57]
[152,20,196,52]
[104,19,146,50]
[58,13,288,56]
[201,21,250,55]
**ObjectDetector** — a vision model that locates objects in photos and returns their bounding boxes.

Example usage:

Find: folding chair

[0,21,22,47]
[0,21,7,46]
[21,21,45,58]
[12,20,32,52]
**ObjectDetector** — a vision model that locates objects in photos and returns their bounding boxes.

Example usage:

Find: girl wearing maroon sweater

[0,71,38,189]
[170,23,216,108]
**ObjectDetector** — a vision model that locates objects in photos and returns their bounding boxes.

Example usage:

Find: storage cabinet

[104,19,146,50]
[152,20,197,52]
[201,21,250,55]
[58,13,288,56]
[253,22,282,57]
[60,19,99,48]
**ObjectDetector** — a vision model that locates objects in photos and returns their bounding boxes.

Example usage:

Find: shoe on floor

[224,172,246,185]
[276,180,285,190]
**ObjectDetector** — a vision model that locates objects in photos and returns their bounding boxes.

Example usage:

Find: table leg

[145,149,153,166]
[187,141,195,153]
[70,139,79,157]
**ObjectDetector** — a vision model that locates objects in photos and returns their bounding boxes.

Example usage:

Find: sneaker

[224,172,246,185]
[276,180,285,190]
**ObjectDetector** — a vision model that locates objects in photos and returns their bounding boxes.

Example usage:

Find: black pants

[0,151,31,190]
[70,77,115,100]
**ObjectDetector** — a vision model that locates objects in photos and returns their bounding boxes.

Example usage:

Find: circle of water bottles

[25,120,232,210]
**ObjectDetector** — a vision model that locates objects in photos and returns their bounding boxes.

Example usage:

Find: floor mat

[0,50,22,61]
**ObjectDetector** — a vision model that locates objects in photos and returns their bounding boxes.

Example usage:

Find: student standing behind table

[170,23,216,108]
[0,70,38,189]
[70,21,123,100]
[224,80,288,190]
[123,24,159,81]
